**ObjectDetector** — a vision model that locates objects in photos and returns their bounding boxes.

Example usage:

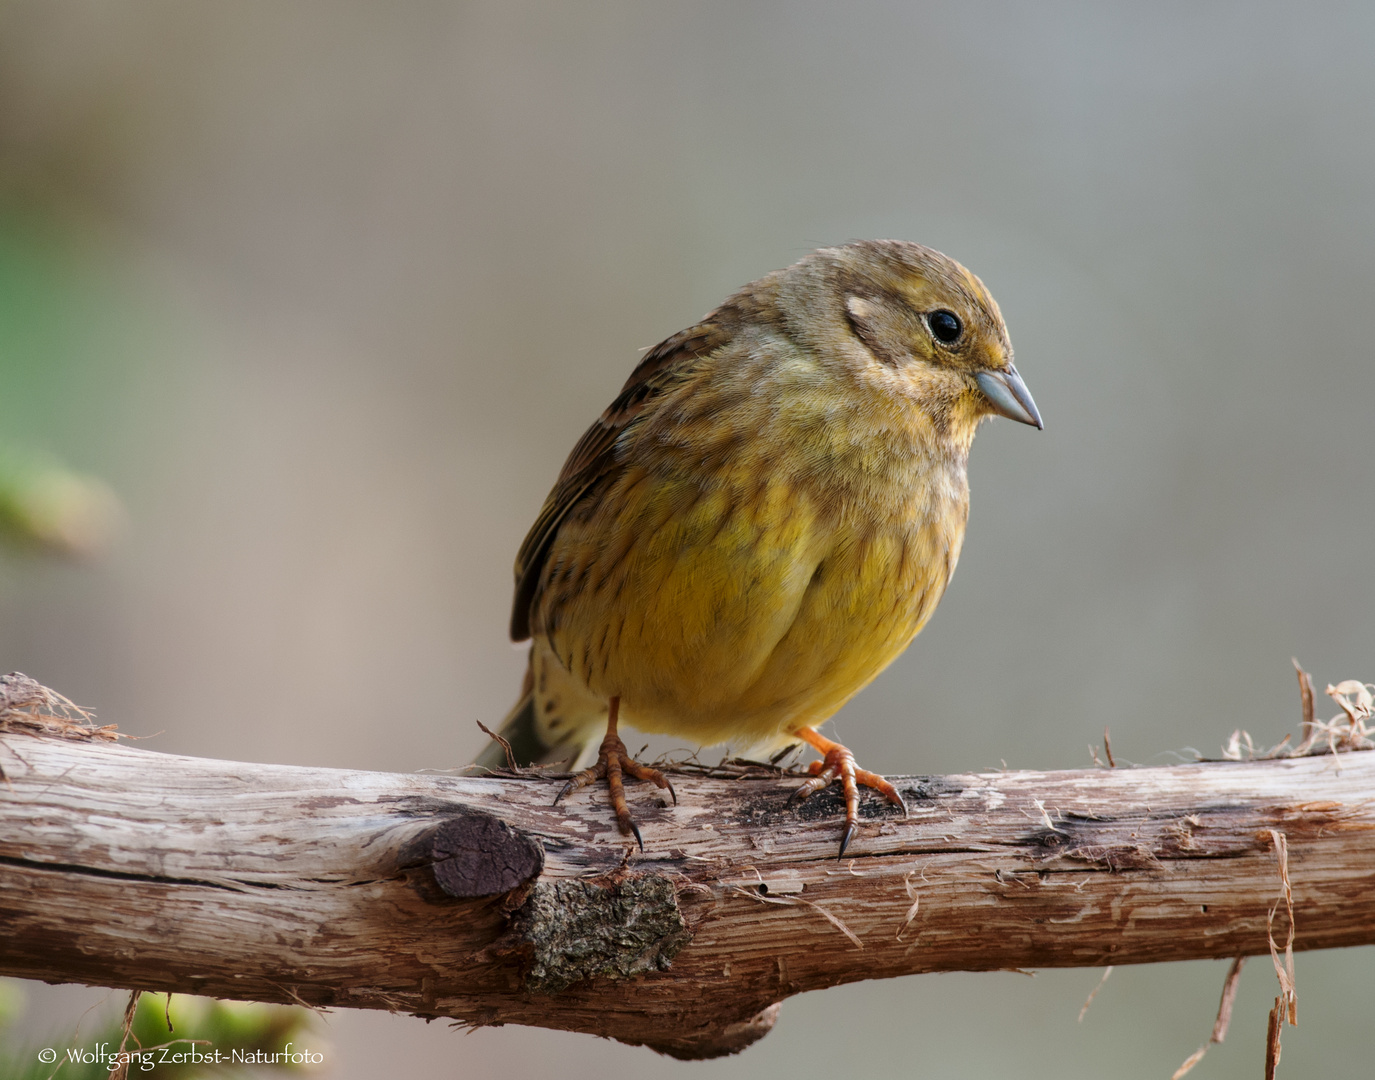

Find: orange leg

[789,726,907,858]
[553,697,675,851]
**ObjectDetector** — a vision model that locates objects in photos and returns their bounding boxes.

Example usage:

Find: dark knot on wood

[428,809,545,898]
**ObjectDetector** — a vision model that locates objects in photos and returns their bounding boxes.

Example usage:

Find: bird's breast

[534,359,971,746]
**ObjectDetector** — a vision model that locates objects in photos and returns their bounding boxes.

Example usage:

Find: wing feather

[509,318,734,641]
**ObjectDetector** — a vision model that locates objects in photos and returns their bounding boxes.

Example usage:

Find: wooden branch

[3,728,1374,1059]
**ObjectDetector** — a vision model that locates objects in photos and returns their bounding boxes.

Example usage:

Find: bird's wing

[509,318,733,641]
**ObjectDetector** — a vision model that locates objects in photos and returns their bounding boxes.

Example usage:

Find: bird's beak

[975,365,1043,429]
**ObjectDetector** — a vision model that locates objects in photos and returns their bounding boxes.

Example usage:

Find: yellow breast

[533,338,971,750]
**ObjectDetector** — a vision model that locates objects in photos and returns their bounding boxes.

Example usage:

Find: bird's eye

[927,310,963,345]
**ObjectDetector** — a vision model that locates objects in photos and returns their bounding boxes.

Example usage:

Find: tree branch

[2,725,1374,1059]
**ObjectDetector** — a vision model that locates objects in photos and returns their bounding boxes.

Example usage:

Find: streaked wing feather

[509,319,732,641]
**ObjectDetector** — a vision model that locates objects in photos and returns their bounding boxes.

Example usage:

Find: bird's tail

[472,640,607,770]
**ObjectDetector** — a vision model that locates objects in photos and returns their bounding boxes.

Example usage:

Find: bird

[474,239,1041,856]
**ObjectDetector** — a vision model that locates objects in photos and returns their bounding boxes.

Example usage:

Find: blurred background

[1,1,1373,1076]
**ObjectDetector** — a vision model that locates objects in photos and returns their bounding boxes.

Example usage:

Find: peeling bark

[2,733,1373,1058]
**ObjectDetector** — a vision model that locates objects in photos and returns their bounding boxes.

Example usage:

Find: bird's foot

[789,727,907,858]
[552,699,675,851]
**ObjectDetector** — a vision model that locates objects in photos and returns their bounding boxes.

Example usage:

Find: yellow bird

[476,240,1041,855]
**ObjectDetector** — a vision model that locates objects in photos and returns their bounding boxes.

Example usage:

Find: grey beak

[975,365,1043,429]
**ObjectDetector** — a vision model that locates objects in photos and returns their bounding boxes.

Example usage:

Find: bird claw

[553,759,606,806]
[551,704,672,850]
[787,764,838,806]
[620,755,677,806]
[790,728,907,856]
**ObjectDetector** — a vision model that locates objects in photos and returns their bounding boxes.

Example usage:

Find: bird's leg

[552,696,676,852]
[788,726,907,858]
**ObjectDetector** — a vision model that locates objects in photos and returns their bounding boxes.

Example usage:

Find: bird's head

[774,239,1042,448]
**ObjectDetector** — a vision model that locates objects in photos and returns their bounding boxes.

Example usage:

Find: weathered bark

[2,729,1373,1058]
